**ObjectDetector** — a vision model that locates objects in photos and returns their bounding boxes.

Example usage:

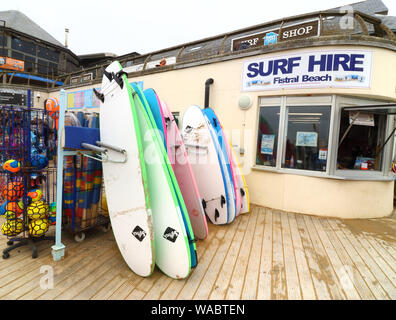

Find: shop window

[256,106,280,167]
[11,51,24,60]
[11,37,36,55]
[282,106,331,172]
[337,110,386,171]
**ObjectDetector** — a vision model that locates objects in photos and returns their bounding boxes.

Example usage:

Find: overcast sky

[2,0,396,56]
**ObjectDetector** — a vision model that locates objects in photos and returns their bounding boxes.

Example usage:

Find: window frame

[253,94,395,181]
[332,95,394,179]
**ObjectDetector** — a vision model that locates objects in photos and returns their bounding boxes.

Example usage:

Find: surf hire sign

[242,50,373,91]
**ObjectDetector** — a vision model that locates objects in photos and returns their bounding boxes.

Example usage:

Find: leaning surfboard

[130,83,193,278]
[98,61,155,277]
[182,105,229,225]
[161,100,208,240]
[203,108,237,222]
[143,88,169,155]
[229,144,250,214]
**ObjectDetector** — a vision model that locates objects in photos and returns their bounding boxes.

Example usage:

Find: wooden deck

[0,205,395,300]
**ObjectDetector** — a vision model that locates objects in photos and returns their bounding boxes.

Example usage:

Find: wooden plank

[56,253,121,300]
[16,238,114,300]
[257,208,273,300]
[225,207,258,299]
[332,219,396,292]
[177,228,227,300]
[37,246,117,300]
[90,273,137,300]
[159,219,220,300]
[125,270,164,300]
[1,234,101,299]
[193,216,242,300]
[296,214,344,300]
[316,218,374,300]
[107,276,145,300]
[287,212,317,300]
[209,213,250,300]
[308,216,361,300]
[241,207,265,299]
[270,210,287,299]
[325,218,390,300]
[280,211,302,300]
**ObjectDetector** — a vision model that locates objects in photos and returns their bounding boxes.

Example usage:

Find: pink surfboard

[222,132,242,216]
[160,100,208,240]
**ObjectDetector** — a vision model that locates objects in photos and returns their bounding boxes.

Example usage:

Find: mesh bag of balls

[1,182,50,238]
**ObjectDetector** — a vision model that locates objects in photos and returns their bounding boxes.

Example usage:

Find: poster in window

[261,134,275,155]
[349,112,374,126]
[296,132,318,147]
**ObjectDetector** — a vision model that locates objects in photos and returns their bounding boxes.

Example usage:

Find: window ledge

[252,165,396,181]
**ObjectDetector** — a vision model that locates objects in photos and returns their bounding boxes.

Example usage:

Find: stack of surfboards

[97,61,249,279]
[98,61,197,279]
[182,106,250,225]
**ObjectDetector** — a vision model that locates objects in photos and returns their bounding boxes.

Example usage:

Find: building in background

[1,0,396,219]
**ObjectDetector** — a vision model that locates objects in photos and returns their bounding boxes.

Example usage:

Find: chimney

[65,28,69,48]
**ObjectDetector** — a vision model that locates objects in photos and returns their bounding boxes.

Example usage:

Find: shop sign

[242,50,373,91]
[0,88,28,106]
[0,56,25,72]
[232,19,319,51]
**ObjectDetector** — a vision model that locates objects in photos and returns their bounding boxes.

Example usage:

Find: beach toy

[31,154,48,170]
[49,202,56,225]
[1,218,24,236]
[2,160,20,174]
[2,181,24,201]
[27,189,43,202]
[27,201,49,220]
[5,201,23,215]
[28,218,49,237]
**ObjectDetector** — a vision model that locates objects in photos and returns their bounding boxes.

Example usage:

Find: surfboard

[161,99,208,240]
[129,82,193,278]
[99,61,155,277]
[182,105,229,225]
[143,88,169,155]
[202,108,237,221]
[132,83,197,270]
[229,144,250,214]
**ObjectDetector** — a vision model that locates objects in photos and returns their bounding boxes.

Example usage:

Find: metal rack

[0,98,57,259]
[51,89,111,261]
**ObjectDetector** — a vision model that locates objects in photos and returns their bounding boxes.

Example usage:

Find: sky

[1,0,396,56]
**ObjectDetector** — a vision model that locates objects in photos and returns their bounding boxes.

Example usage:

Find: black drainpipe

[204,78,214,108]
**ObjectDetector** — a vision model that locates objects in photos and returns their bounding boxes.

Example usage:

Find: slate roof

[0,10,64,47]
[329,0,388,15]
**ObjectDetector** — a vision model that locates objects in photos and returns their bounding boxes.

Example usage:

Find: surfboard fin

[220,195,226,208]
[215,209,219,222]
[93,88,104,103]
[113,72,124,89]
[201,199,207,209]
[213,118,217,127]
[102,67,113,81]
[240,188,245,197]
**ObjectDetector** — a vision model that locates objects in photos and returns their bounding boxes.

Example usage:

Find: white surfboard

[99,61,155,277]
[182,105,228,225]
[203,110,236,223]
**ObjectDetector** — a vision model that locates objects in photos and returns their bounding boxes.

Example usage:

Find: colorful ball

[27,201,49,220]
[2,160,21,174]
[4,211,16,220]
[1,181,24,201]
[5,201,23,215]
[0,201,8,215]
[31,154,48,170]
[27,189,43,202]
[28,218,49,237]
[1,218,24,236]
